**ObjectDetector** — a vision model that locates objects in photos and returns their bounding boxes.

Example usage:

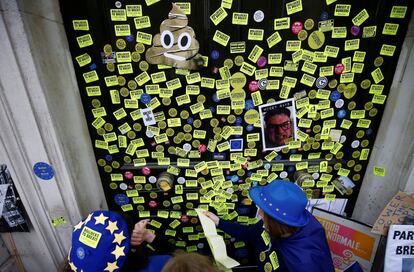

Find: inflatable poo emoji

[146,3,203,70]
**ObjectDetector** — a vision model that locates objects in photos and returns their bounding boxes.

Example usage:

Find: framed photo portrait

[259,98,297,151]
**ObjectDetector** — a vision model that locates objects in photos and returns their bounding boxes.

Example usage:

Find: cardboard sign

[372,192,414,236]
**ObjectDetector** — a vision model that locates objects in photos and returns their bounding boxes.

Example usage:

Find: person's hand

[131,219,150,246]
[143,229,156,243]
[203,211,220,226]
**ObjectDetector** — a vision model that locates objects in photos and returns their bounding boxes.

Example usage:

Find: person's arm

[204,211,263,244]
[218,219,263,244]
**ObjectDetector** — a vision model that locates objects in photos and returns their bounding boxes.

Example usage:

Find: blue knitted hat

[68,210,130,271]
[249,180,309,227]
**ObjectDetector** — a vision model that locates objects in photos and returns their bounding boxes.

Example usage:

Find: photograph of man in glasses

[259,99,297,150]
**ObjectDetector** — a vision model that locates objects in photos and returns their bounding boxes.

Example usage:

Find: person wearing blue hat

[66,210,131,272]
[64,210,171,272]
[205,180,335,272]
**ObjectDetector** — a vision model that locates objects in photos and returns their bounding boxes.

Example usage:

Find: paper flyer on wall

[385,225,414,272]
[195,209,240,269]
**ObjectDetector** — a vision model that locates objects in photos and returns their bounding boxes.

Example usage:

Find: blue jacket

[218,210,335,272]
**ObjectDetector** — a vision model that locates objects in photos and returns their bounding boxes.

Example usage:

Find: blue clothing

[218,210,334,272]
[134,255,171,272]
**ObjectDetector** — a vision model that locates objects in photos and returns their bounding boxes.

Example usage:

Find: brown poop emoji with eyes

[145,3,204,70]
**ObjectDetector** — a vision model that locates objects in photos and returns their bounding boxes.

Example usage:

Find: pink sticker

[142,166,151,175]
[291,21,303,35]
[257,56,267,68]
[249,80,259,92]
[350,25,360,36]
[124,171,134,179]
[335,63,344,74]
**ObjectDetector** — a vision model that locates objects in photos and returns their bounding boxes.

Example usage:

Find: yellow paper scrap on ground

[195,209,240,269]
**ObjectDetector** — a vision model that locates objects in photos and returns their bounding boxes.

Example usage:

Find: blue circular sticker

[337,109,347,119]
[211,50,220,60]
[140,93,152,104]
[330,90,341,101]
[114,194,129,206]
[76,247,86,260]
[126,35,135,42]
[33,162,54,180]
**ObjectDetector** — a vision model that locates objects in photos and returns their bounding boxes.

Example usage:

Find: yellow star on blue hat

[94,213,108,225]
[104,261,119,272]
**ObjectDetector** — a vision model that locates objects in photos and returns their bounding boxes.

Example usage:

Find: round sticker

[316,77,328,88]
[280,171,288,178]
[114,194,129,206]
[337,109,346,118]
[231,88,246,101]
[298,30,308,41]
[177,177,186,184]
[335,99,345,109]
[119,183,128,190]
[258,78,268,90]
[234,55,244,66]
[344,83,357,99]
[361,79,371,89]
[116,39,126,50]
[308,31,325,50]
[291,21,303,35]
[140,93,151,104]
[320,11,329,21]
[230,72,247,89]
[33,162,54,180]
[335,63,344,74]
[257,56,267,68]
[304,18,314,30]
[135,43,145,53]
[115,1,122,8]
[330,90,341,101]
[244,109,259,125]
[350,25,360,36]
[76,247,86,260]
[249,81,259,92]
[351,140,360,148]
[224,58,234,69]
[374,56,384,67]
[253,10,264,22]
[211,50,220,60]
[328,79,338,89]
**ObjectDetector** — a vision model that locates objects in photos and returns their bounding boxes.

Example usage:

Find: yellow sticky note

[230,42,245,54]
[175,2,191,14]
[373,166,386,177]
[334,4,351,16]
[117,63,133,74]
[286,0,303,15]
[134,16,151,29]
[267,31,282,48]
[248,29,264,41]
[213,30,230,46]
[126,5,142,17]
[75,53,91,67]
[352,9,369,26]
[274,17,290,30]
[371,67,384,84]
[83,70,99,83]
[115,24,131,36]
[390,6,407,19]
[73,20,89,31]
[110,9,127,21]
[76,34,93,48]
[344,39,360,51]
[210,7,228,26]
[136,31,152,45]
[232,12,248,25]
[286,40,301,52]
[382,23,399,35]
[248,45,264,63]
[380,44,396,57]
[79,226,102,248]
[240,62,256,76]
